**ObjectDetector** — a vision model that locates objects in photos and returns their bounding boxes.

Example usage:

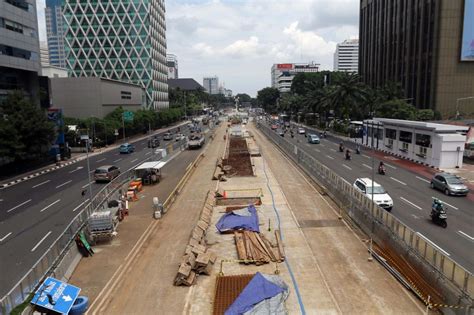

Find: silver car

[430,173,469,196]
[94,165,120,182]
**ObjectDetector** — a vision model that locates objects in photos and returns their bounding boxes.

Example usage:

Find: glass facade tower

[63,0,169,109]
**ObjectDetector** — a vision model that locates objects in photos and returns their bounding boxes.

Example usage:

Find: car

[430,173,469,196]
[307,134,320,144]
[271,124,278,130]
[119,143,135,154]
[147,137,160,148]
[353,178,393,211]
[94,165,120,182]
[277,129,285,137]
[163,132,173,141]
[175,133,186,141]
[297,127,306,135]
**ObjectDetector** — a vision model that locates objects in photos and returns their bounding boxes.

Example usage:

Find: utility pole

[85,129,93,198]
[122,112,126,142]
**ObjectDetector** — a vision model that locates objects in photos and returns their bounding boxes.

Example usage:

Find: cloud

[283,22,336,57]
[300,0,359,31]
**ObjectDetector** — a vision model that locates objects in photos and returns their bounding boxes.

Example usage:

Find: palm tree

[325,72,368,120]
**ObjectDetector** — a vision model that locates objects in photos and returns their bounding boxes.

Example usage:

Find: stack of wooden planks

[212,158,227,181]
[234,230,285,265]
[175,191,217,286]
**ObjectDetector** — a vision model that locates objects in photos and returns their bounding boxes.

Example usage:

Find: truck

[188,133,205,149]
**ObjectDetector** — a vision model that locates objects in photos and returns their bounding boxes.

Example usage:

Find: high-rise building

[359,0,474,118]
[203,76,219,94]
[40,41,50,67]
[45,0,66,68]
[0,0,40,103]
[334,39,358,72]
[167,54,178,79]
[271,62,320,93]
[63,0,169,109]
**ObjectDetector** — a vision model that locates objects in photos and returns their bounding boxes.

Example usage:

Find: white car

[175,133,186,141]
[353,178,393,211]
[297,127,306,135]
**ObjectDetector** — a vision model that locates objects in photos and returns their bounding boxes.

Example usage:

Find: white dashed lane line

[458,231,474,242]
[40,199,61,213]
[113,158,122,163]
[0,232,12,242]
[56,180,72,189]
[96,158,106,163]
[417,232,450,256]
[7,199,32,213]
[385,163,397,169]
[362,163,372,170]
[400,197,422,210]
[390,177,407,186]
[342,164,352,170]
[326,155,335,160]
[145,152,152,155]
[131,158,138,163]
[73,199,90,212]
[31,231,52,252]
[362,154,371,159]
[32,180,50,189]
[416,176,430,184]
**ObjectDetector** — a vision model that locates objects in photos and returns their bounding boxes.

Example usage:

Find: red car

[271,124,278,130]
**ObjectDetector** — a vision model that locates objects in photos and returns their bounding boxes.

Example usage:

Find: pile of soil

[223,137,253,176]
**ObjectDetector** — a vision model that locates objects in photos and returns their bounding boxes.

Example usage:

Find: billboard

[277,63,294,70]
[461,0,474,61]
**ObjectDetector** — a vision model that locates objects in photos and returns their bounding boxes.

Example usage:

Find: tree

[416,109,435,121]
[375,99,417,120]
[0,92,55,162]
[235,93,252,103]
[257,87,280,113]
[325,72,368,120]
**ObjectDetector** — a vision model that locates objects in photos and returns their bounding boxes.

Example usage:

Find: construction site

[59,116,452,315]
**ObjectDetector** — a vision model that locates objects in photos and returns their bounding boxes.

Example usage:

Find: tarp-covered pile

[225,272,289,315]
[216,205,259,233]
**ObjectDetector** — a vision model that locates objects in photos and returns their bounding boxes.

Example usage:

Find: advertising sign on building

[277,63,294,70]
[461,0,474,61]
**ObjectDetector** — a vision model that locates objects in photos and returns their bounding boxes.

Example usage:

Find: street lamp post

[456,96,474,120]
[85,129,93,198]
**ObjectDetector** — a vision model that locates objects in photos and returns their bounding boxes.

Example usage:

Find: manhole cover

[299,219,345,228]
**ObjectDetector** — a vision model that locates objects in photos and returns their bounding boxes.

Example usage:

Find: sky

[36,0,359,97]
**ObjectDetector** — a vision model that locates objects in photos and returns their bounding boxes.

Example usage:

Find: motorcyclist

[378,161,386,174]
[432,198,444,214]
[323,130,327,138]
[339,142,344,152]
[345,149,351,160]
[356,144,361,154]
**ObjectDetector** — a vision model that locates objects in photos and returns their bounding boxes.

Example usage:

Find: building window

[415,134,431,147]
[0,44,37,61]
[121,91,132,99]
[399,131,412,143]
[5,0,33,12]
[385,128,397,139]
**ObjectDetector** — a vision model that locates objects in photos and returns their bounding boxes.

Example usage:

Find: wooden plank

[234,231,247,260]
[260,234,277,262]
[254,233,273,259]
[275,230,285,259]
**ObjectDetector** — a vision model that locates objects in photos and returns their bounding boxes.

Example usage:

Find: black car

[148,137,160,148]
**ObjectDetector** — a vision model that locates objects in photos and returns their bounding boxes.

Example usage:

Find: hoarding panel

[461,0,474,61]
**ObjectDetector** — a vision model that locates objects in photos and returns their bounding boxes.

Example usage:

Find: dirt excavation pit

[222,136,254,176]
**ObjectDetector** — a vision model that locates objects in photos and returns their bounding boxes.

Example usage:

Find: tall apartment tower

[63,0,169,109]
[167,54,178,79]
[359,0,474,118]
[203,76,219,94]
[45,0,66,68]
[334,39,358,72]
[271,62,320,93]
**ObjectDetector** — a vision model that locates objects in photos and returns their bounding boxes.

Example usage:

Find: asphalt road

[0,122,212,297]
[266,123,474,273]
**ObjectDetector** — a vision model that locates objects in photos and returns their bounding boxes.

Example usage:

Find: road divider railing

[0,138,189,314]
[256,122,473,312]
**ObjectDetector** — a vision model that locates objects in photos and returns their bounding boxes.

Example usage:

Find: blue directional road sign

[31,277,81,314]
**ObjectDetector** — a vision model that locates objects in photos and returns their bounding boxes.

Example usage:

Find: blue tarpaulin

[215,204,259,233]
[225,272,289,315]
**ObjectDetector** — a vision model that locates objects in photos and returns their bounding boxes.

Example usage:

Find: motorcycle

[356,146,361,154]
[345,151,352,160]
[430,203,447,228]
[378,165,386,175]
[339,144,344,152]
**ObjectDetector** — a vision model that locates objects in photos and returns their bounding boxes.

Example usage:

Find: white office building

[167,54,178,79]
[271,62,320,93]
[203,76,219,94]
[334,39,359,72]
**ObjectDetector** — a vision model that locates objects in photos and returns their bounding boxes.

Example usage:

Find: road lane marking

[342,164,352,170]
[400,197,422,210]
[7,199,32,213]
[431,197,458,210]
[82,183,91,188]
[320,144,326,147]
[96,158,106,163]
[416,176,430,184]
[416,232,450,256]
[56,180,72,189]
[131,158,138,163]
[73,199,90,212]
[362,154,370,159]
[69,166,84,174]
[32,180,51,188]
[314,148,321,152]
[326,155,334,160]
[385,163,396,169]
[458,231,474,241]
[362,163,372,169]
[390,177,407,186]
[330,148,336,152]
[113,158,122,163]
[31,231,52,252]
[0,232,12,242]
[40,199,61,212]
[145,152,152,155]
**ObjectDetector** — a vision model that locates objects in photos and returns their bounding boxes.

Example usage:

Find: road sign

[123,111,134,122]
[31,277,81,314]
[114,129,119,136]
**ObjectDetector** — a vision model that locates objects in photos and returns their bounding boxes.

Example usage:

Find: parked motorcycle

[431,199,447,228]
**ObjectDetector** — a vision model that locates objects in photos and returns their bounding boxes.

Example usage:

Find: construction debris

[234,230,284,265]
[174,191,217,286]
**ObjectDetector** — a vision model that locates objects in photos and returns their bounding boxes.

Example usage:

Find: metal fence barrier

[0,138,188,314]
[257,122,473,307]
